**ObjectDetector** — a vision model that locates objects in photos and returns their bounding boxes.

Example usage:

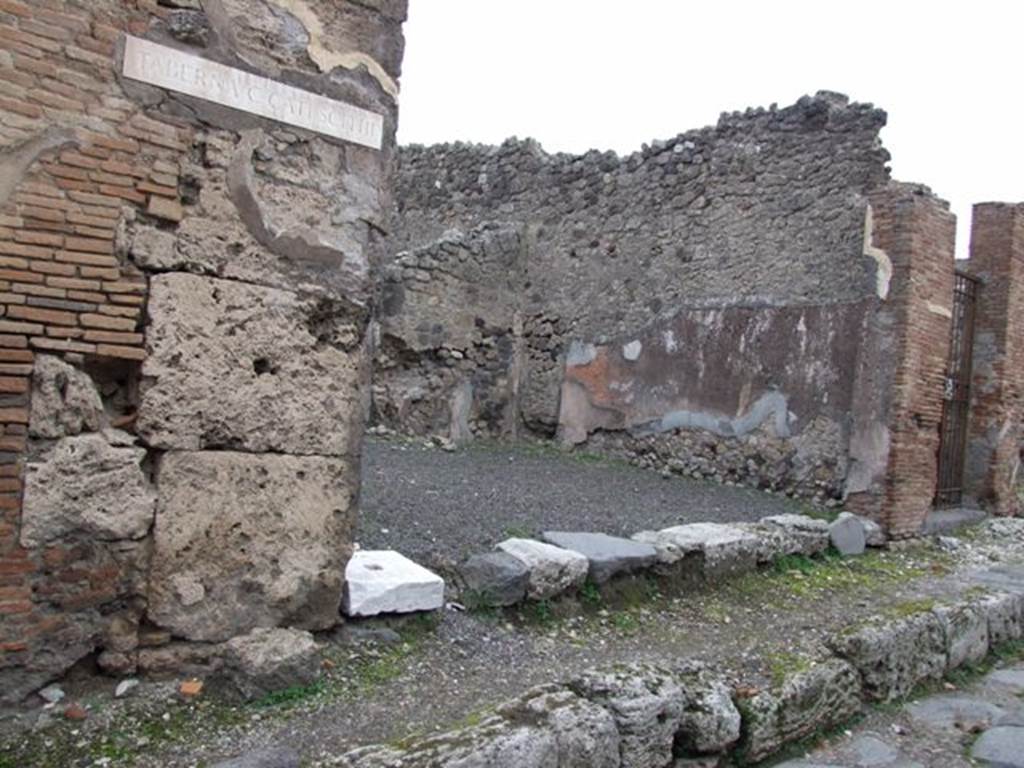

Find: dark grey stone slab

[458,551,529,606]
[541,531,658,583]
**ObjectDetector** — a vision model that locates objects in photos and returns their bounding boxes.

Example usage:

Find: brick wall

[963,202,1024,515]
[0,0,190,697]
[846,184,957,536]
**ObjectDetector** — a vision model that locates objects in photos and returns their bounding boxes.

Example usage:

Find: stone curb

[332,588,1024,767]
[455,512,881,611]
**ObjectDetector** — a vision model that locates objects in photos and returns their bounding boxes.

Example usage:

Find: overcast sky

[396,1,1023,259]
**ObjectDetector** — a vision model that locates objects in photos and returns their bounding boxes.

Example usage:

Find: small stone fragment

[179,679,204,698]
[38,684,65,705]
[115,678,140,698]
[63,703,88,721]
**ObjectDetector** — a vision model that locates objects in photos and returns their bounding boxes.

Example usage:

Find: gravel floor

[358,436,809,565]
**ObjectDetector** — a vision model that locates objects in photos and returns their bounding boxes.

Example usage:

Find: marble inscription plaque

[122,36,383,150]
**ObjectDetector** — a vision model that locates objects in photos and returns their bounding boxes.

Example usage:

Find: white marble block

[344,550,445,617]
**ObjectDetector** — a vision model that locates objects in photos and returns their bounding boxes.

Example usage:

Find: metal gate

[934,270,979,507]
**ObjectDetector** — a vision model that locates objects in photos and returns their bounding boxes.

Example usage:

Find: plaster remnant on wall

[638,390,792,439]
[0,129,75,208]
[622,340,642,361]
[926,302,953,318]
[863,204,893,299]
[566,341,597,367]
[267,0,399,98]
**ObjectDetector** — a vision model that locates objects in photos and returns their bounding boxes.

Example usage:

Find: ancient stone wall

[0,0,405,704]
[374,223,524,439]
[382,93,894,499]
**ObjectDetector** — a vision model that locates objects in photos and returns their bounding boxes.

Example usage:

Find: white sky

[396,1,1024,259]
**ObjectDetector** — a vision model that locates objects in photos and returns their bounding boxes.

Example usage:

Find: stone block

[130,226,177,271]
[220,627,320,702]
[496,538,589,600]
[21,433,155,547]
[740,659,862,763]
[344,550,445,617]
[632,523,758,578]
[569,663,684,768]
[979,591,1024,647]
[828,611,947,702]
[137,273,367,455]
[674,665,742,755]
[933,601,989,671]
[147,451,353,642]
[829,512,866,556]
[747,514,830,562]
[28,354,106,439]
[458,552,529,607]
[540,531,658,584]
[339,687,619,768]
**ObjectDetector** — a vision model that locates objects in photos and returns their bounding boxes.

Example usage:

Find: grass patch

[500,524,534,540]
[522,599,554,626]
[883,598,937,619]
[611,611,640,635]
[738,547,938,603]
[765,651,813,688]
[580,580,603,609]
[253,679,326,708]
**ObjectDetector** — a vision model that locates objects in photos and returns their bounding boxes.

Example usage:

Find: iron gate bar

[934,270,979,507]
